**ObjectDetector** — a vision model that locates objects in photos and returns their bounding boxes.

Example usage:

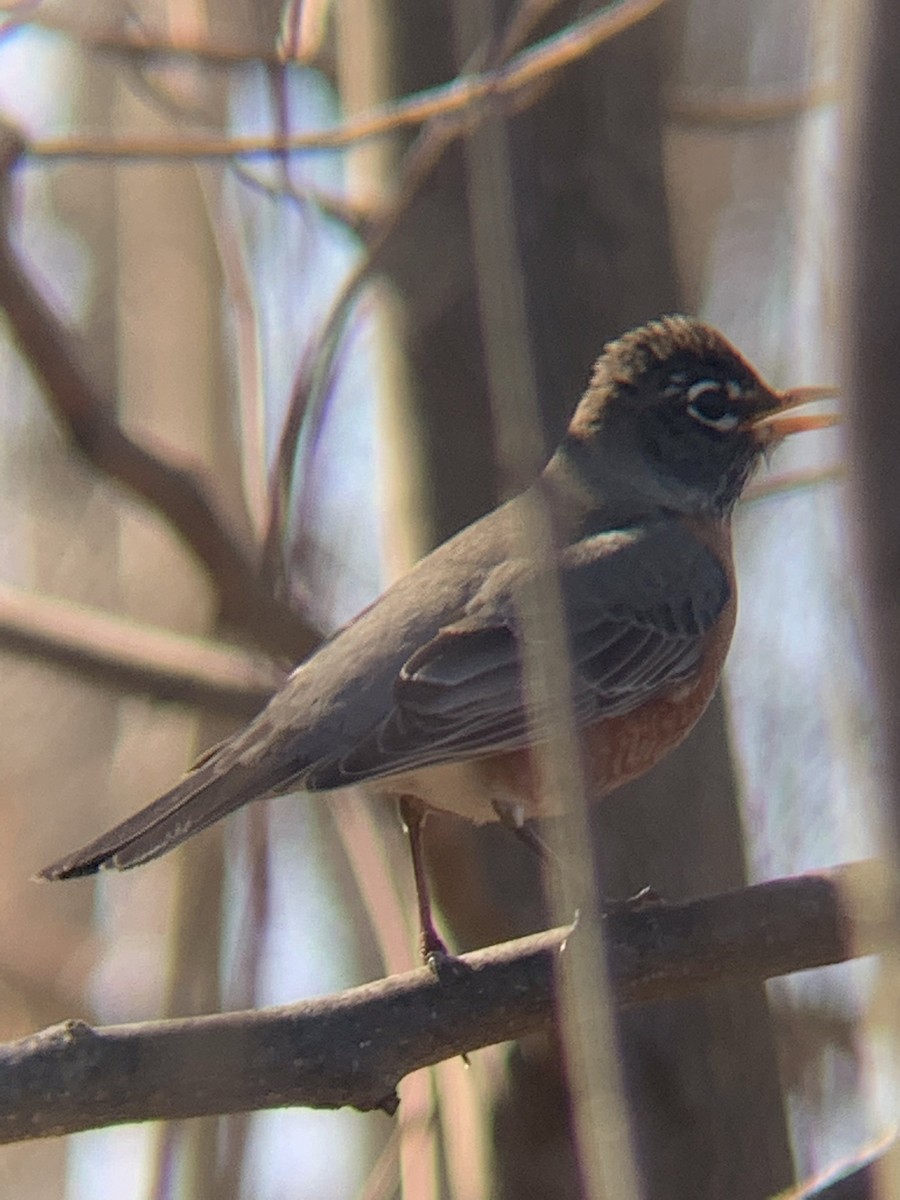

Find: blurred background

[0,1,865,1198]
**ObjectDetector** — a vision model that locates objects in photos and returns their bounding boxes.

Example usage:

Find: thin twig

[26,0,667,163]
[262,0,585,565]
[744,463,843,503]
[5,10,309,68]
[667,80,840,130]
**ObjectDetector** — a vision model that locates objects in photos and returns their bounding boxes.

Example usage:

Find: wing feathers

[306,522,729,787]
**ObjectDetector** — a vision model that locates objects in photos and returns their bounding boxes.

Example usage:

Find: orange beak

[746,385,840,444]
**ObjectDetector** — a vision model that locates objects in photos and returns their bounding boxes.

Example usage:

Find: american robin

[39,316,837,959]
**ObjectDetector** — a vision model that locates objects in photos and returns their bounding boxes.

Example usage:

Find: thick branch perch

[1,861,882,1144]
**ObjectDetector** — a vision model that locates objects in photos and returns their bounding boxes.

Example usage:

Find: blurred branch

[2,9,313,67]
[667,81,839,129]
[0,579,282,715]
[25,0,666,163]
[94,32,372,235]
[0,124,318,662]
[231,166,374,237]
[744,463,844,503]
[845,5,900,1195]
[786,1164,872,1199]
[1,859,885,1144]
[453,3,637,1192]
[264,0,574,565]
[784,1134,896,1199]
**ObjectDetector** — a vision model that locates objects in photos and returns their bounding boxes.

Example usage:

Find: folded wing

[305,521,729,788]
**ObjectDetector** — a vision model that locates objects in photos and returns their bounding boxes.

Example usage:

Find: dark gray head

[559,315,836,518]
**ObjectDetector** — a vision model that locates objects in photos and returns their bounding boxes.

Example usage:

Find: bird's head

[561,316,838,518]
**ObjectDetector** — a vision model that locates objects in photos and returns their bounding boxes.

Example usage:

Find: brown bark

[0,862,876,1146]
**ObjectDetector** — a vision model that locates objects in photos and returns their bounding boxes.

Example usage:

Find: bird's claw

[423,942,471,982]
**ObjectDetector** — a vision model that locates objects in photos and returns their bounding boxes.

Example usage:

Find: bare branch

[0,124,318,662]
[26,0,667,164]
[264,0,575,559]
[788,1133,897,1199]
[743,464,843,504]
[2,861,882,1145]
[0,579,282,715]
[789,1158,874,1199]
[667,81,839,130]
[5,8,321,68]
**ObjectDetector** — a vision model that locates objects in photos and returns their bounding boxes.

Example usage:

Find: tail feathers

[37,756,282,881]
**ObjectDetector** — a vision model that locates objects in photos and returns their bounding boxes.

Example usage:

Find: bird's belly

[373,760,503,824]
[372,676,718,824]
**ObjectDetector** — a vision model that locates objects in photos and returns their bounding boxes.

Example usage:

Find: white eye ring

[685,381,741,432]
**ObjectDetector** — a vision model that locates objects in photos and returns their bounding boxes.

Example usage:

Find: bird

[39,316,838,961]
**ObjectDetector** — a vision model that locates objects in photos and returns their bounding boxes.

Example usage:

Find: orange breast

[474,518,737,818]
[582,594,735,798]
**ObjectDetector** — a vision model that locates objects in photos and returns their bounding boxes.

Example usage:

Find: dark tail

[36,754,284,880]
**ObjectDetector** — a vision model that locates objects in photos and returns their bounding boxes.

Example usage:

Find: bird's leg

[492,799,561,871]
[398,795,449,968]
[492,799,659,917]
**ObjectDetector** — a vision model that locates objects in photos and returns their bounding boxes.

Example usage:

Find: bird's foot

[425,948,464,981]
[421,926,449,973]
[421,932,470,982]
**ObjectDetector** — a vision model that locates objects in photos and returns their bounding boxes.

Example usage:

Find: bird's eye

[685,381,741,432]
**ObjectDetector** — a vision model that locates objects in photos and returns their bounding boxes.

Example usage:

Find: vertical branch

[844,3,900,1197]
[452,4,642,1197]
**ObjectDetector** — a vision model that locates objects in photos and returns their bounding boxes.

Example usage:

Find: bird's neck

[542,438,673,533]
[548,433,742,528]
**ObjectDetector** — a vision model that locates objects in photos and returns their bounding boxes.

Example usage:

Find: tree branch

[0,124,318,662]
[24,0,667,163]
[666,80,839,130]
[4,860,882,1145]
[0,579,282,715]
